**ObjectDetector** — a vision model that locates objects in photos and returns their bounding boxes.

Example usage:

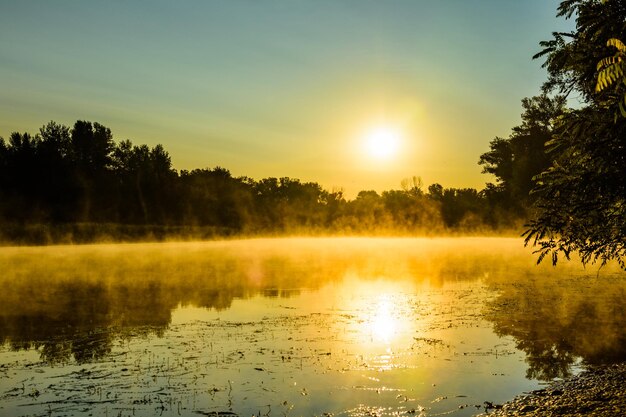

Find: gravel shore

[477,363,626,416]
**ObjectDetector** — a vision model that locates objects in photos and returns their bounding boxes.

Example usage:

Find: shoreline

[0,222,526,247]
[477,363,626,416]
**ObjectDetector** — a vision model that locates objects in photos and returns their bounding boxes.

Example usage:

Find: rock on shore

[477,363,626,416]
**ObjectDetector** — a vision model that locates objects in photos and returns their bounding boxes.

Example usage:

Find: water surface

[0,237,624,417]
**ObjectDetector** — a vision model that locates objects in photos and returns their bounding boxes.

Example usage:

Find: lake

[0,237,625,417]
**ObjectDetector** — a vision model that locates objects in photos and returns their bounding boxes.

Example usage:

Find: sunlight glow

[370,297,397,343]
[363,126,402,160]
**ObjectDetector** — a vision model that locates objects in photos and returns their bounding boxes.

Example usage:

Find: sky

[0,0,572,197]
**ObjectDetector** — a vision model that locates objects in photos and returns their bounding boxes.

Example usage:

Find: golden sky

[0,1,571,197]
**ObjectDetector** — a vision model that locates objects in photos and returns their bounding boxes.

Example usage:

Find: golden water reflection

[0,238,625,417]
[0,237,623,374]
[485,273,626,380]
[370,295,397,343]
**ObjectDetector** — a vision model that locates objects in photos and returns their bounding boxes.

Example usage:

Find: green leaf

[607,38,626,52]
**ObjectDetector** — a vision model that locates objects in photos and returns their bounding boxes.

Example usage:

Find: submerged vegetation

[1,238,624,416]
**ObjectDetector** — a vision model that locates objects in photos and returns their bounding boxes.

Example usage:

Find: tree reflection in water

[485,273,626,380]
[0,240,355,364]
[1,238,624,379]
[0,280,174,364]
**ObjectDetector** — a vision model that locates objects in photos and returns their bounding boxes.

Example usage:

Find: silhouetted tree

[179,167,253,230]
[427,183,444,201]
[479,94,566,214]
[70,121,115,221]
[525,0,626,267]
[37,121,78,221]
[1,132,43,221]
[251,177,328,231]
[112,141,178,224]
[400,176,424,197]
[0,118,519,242]
[344,190,388,232]
[321,188,346,228]
[381,180,437,231]
[440,188,484,228]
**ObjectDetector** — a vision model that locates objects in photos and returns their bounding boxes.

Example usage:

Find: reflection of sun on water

[370,297,397,343]
[338,279,419,355]
[350,288,417,372]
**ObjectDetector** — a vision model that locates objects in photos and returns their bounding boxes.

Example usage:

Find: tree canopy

[523,0,626,267]
[479,94,566,212]
[0,119,519,243]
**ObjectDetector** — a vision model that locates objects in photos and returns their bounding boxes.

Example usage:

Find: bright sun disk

[363,126,401,160]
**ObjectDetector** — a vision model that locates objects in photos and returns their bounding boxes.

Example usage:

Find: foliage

[524,106,626,267]
[596,38,626,117]
[479,95,566,213]
[0,120,518,242]
[533,0,626,100]
[524,0,626,268]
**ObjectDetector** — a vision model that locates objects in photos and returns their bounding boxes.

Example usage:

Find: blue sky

[0,0,572,196]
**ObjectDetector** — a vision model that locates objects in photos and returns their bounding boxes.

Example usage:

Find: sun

[363,126,402,160]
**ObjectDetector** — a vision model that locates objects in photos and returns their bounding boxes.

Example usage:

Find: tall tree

[112,141,178,224]
[179,167,253,231]
[524,0,626,267]
[0,132,41,220]
[70,121,115,221]
[479,94,566,213]
[37,121,78,221]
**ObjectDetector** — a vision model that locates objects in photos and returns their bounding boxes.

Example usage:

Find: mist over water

[1,237,624,417]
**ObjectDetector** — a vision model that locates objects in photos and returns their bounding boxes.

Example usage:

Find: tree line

[0,118,528,243]
[0,90,600,246]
